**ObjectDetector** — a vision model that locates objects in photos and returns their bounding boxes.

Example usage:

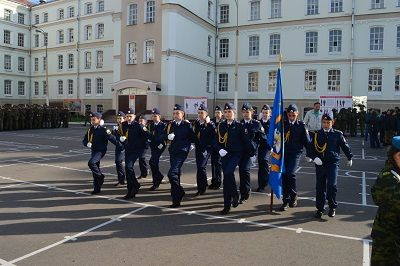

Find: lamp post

[234,0,239,111]
[32,25,49,106]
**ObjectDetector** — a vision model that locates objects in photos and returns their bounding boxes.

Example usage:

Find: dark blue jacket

[309,128,353,164]
[145,121,167,150]
[82,126,118,152]
[259,119,271,150]
[121,121,148,152]
[166,120,195,154]
[193,120,215,152]
[240,119,266,157]
[284,120,311,155]
[111,125,125,153]
[211,117,223,128]
[215,120,247,153]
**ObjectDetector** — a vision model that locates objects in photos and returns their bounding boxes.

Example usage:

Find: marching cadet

[145,108,167,191]
[193,104,215,196]
[120,108,148,199]
[239,102,265,204]
[371,136,400,266]
[257,104,271,193]
[308,113,353,218]
[166,104,195,208]
[82,112,119,195]
[111,111,126,186]
[216,103,247,215]
[138,115,150,180]
[209,106,223,190]
[280,104,311,211]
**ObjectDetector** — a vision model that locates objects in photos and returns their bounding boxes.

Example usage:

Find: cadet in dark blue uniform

[82,112,119,194]
[138,115,150,179]
[280,104,311,211]
[120,108,148,199]
[257,104,271,192]
[111,111,126,186]
[145,108,167,191]
[193,104,215,196]
[309,113,353,218]
[166,104,195,208]
[216,103,247,215]
[209,106,223,190]
[239,102,265,204]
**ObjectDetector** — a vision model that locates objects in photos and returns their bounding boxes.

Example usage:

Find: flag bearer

[209,106,224,190]
[257,104,272,193]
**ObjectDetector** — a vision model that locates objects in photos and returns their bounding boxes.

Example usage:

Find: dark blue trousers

[210,150,222,186]
[88,150,106,192]
[315,164,338,211]
[125,150,142,195]
[115,149,125,183]
[369,129,380,148]
[222,152,241,208]
[139,149,149,177]
[257,148,270,189]
[282,153,301,204]
[195,149,211,193]
[149,147,165,186]
[239,154,251,197]
[168,151,188,204]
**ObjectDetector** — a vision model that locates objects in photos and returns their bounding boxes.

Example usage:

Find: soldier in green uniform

[27,106,33,129]
[358,107,366,138]
[371,136,400,266]
[349,108,357,137]
[50,108,56,128]
[19,106,26,130]
[4,106,11,131]
[13,106,19,130]
[0,106,4,131]
[61,108,69,128]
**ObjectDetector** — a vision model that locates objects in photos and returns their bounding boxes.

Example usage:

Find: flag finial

[278,54,283,69]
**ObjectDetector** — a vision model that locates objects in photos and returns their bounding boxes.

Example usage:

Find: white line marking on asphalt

[0,258,16,266]
[362,148,365,160]
[295,167,302,173]
[0,183,25,189]
[363,239,371,266]
[362,172,367,206]
[8,205,148,264]
[296,228,303,234]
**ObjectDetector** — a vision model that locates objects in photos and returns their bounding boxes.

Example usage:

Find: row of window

[213,68,400,94]
[3,55,26,72]
[3,9,26,24]
[85,104,104,113]
[3,80,26,96]
[126,41,155,64]
[127,1,156,25]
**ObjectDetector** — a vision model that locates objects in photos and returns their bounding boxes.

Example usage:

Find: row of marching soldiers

[83,102,353,217]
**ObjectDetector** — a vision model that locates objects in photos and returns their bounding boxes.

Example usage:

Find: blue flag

[267,68,284,199]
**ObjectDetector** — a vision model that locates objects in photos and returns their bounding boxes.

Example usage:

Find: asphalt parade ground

[0,125,383,266]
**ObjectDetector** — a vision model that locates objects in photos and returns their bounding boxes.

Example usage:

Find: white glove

[113,125,118,131]
[99,119,104,126]
[190,144,195,151]
[168,133,175,141]
[120,136,126,142]
[313,157,323,166]
[87,142,92,148]
[205,116,211,123]
[106,129,111,135]
[157,144,163,150]
[305,157,313,163]
[347,160,353,167]
[219,149,227,157]
[250,156,256,164]
[202,151,208,157]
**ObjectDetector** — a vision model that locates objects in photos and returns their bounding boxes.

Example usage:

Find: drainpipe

[349,0,355,96]
[77,0,82,113]
[213,0,219,109]
[28,6,32,105]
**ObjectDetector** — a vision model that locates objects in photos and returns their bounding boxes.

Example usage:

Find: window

[127,42,137,64]
[144,40,155,63]
[371,0,384,9]
[219,38,229,58]
[128,4,138,25]
[58,30,64,44]
[85,104,92,113]
[43,57,47,71]
[218,73,228,92]
[304,70,317,92]
[397,26,400,49]
[368,68,382,92]
[329,29,342,53]
[18,81,25,95]
[58,80,64,95]
[85,25,92,40]
[370,26,384,51]
[58,9,64,20]
[4,55,11,70]
[250,1,260,20]
[208,1,213,20]
[85,52,91,69]
[306,31,318,54]
[85,79,92,95]
[43,33,48,46]
[96,50,103,68]
[85,3,93,14]
[34,58,39,72]
[68,28,74,43]
[307,0,319,15]
[248,72,259,92]
[96,23,104,39]
[18,57,25,72]
[330,0,343,13]
[4,30,11,44]
[271,0,281,18]
[34,34,39,47]
[207,35,212,57]
[43,12,48,23]
[18,33,24,47]
[249,35,260,57]
[268,71,277,92]
[18,13,25,24]
[97,1,105,12]
[4,9,11,21]
[269,34,281,55]
[4,80,12,95]
[220,5,229,23]
[34,82,39,96]
[328,69,341,92]
[34,14,40,24]
[68,54,74,69]
[97,105,103,113]
[43,81,47,95]
[68,80,74,95]
[206,71,212,93]
[58,55,63,70]
[68,6,75,18]
[146,1,155,23]
[96,78,104,94]
[395,68,400,93]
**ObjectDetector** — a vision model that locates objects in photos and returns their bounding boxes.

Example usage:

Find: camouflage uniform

[371,162,400,266]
